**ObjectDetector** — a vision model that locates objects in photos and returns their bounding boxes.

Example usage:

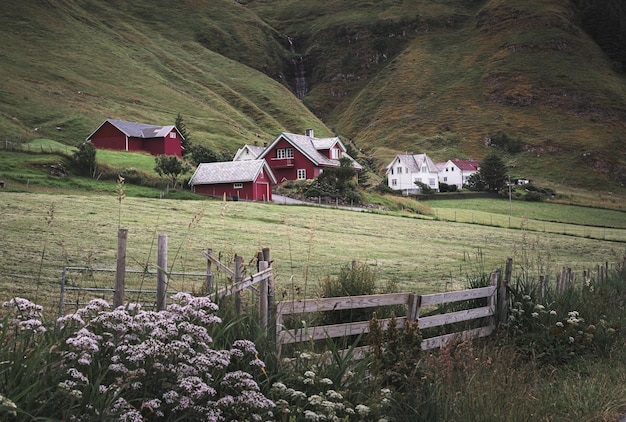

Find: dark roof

[86,119,183,140]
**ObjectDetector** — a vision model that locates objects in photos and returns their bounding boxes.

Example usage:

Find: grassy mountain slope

[1,0,625,192]
[0,0,329,153]
[250,0,626,189]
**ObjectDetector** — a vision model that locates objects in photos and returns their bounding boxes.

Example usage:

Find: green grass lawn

[1,191,624,315]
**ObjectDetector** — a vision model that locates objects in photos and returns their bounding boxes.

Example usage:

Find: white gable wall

[387,155,440,193]
[439,160,463,188]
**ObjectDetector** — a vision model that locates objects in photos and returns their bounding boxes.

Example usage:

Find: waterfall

[287,36,308,99]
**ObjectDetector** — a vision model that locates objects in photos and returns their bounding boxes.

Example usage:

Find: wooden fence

[59,230,626,360]
[275,270,501,358]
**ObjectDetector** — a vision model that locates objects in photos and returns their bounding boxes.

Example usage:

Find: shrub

[438,182,458,192]
[318,262,378,325]
[524,190,544,202]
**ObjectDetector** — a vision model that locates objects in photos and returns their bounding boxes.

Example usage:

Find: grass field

[1,191,624,317]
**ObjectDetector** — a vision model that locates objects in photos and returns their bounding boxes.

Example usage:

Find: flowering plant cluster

[1,295,274,421]
[269,351,391,422]
[505,290,616,363]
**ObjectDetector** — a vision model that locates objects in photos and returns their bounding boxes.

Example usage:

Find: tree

[72,142,97,177]
[479,152,508,192]
[175,113,192,157]
[154,155,191,188]
[188,145,231,167]
[464,172,485,191]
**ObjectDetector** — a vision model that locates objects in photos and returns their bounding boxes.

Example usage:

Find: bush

[524,190,544,202]
[438,182,457,192]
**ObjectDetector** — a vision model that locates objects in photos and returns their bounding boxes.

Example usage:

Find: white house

[386,153,440,194]
[436,159,480,189]
[233,143,266,161]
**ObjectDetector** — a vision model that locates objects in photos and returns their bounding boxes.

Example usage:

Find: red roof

[451,159,480,171]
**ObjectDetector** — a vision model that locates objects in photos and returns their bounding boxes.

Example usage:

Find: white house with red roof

[386,153,440,194]
[188,159,276,201]
[436,159,480,189]
[256,129,362,182]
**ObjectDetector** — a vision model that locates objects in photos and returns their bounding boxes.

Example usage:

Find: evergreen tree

[175,113,192,157]
[72,142,97,177]
[479,152,508,192]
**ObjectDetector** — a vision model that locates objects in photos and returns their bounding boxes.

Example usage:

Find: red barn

[86,119,184,157]
[257,129,362,182]
[188,159,277,201]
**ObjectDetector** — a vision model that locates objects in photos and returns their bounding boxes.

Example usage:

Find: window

[391,179,397,186]
[414,177,422,183]
[421,165,427,173]
[443,177,448,182]
[397,167,402,174]
[277,148,294,159]
[389,168,394,175]
[233,183,243,189]
[297,169,306,180]
[429,178,436,186]
[331,148,340,159]
[170,132,176,138]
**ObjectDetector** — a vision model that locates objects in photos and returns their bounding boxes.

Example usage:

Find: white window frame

[397,167,402,174]
[277,148,294,159]
[391,179,397,186]
[297,169,306,180]
[429,178,436,187]
[170,132,176,138]
[233,183,243,189]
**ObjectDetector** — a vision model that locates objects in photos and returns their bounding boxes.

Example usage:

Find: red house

[188,159,277,201]
[257,129,362,182]
[86,119,184,157]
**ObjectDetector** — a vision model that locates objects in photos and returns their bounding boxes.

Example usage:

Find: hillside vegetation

[1,0,625,193]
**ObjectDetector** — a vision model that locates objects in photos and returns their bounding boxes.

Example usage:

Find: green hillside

[1,0,625,192]
[0,0,329,153]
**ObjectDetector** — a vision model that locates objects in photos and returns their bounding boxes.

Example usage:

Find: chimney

[305,128,314,138]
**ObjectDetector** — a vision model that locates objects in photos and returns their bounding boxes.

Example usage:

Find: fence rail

[275,271,499,358]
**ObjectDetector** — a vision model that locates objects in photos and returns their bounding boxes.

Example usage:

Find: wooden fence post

[258,251,269,331]
[156,234,168,311]
[494,268,507,326]
[262,247,273,319]
[407,293,421,322]
[234,255,243,315]
[206,248,214,296]
[114,228,128,308]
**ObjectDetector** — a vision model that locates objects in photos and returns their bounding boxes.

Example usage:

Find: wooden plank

[421,325,494,350]
[276,292,411,315]
[278,316,407,344]
[201,251,235,277]
[418,306,493,329]
[419,286,496,307]
[217,266,273,297]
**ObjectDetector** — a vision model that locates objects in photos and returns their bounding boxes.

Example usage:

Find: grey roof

[259,132,363,170]
[87,119,183,140]
[189,159,276,185]
[388,154,439,173]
